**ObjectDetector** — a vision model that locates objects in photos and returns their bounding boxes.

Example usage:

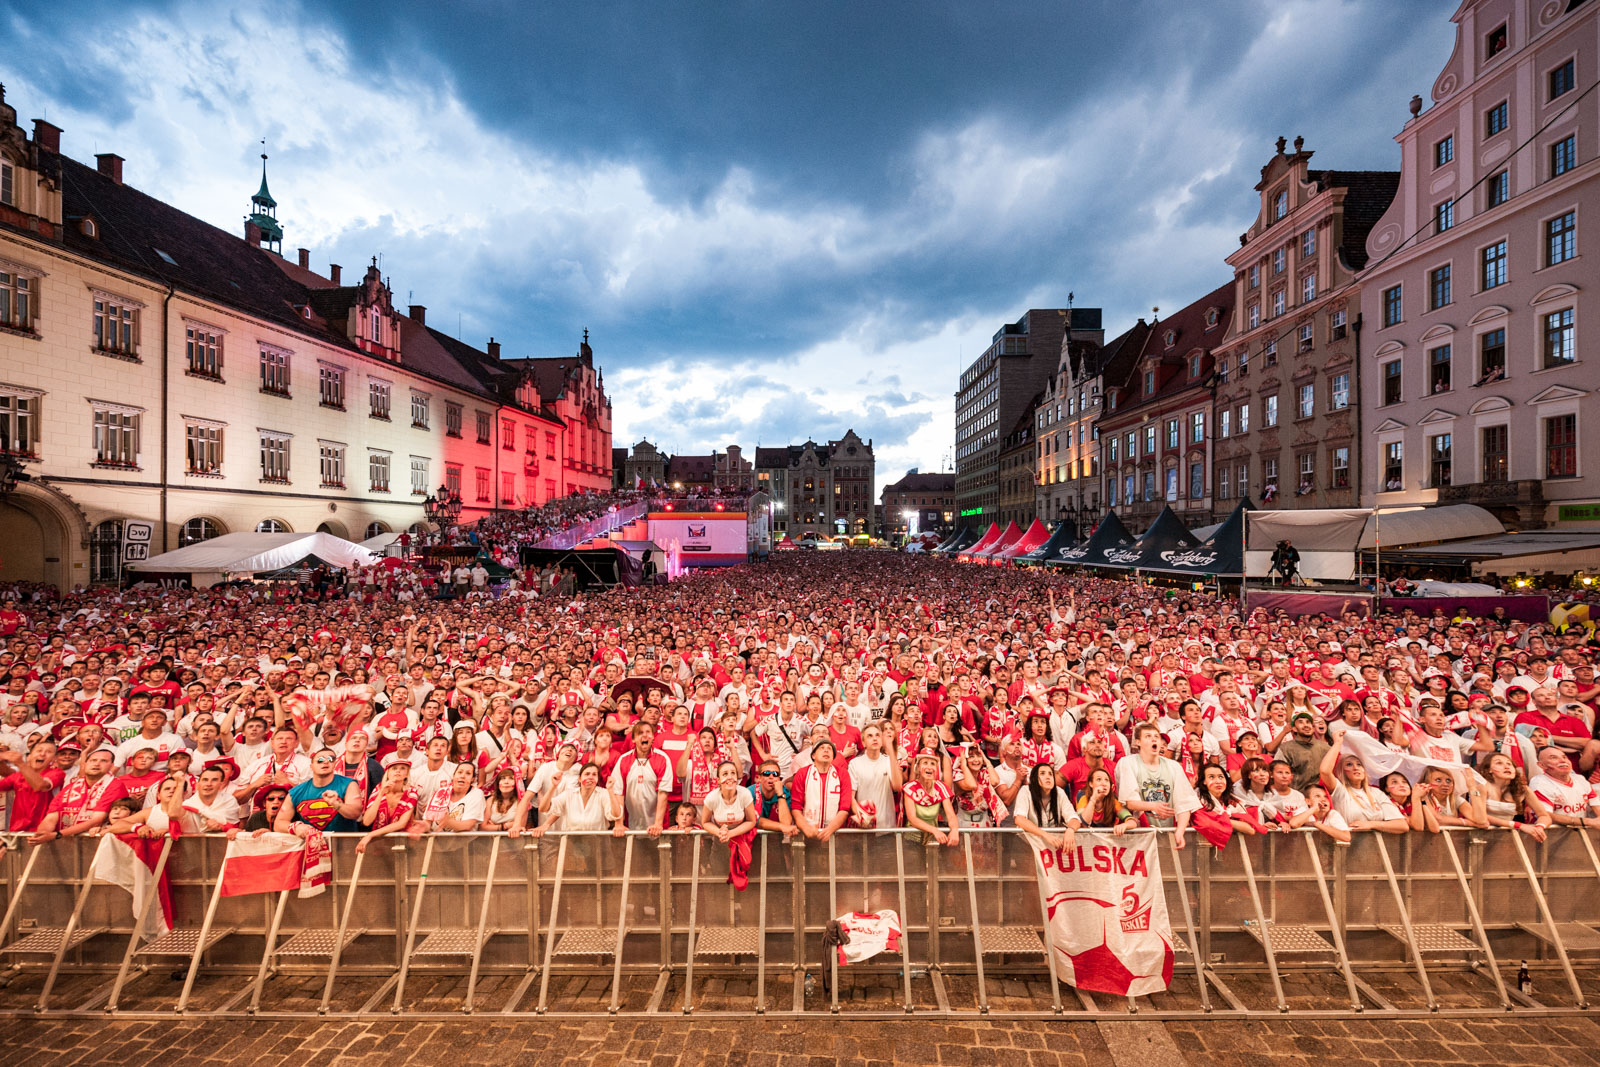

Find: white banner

[1037,834,1174,997]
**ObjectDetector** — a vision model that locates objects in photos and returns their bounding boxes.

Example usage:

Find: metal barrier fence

[4,826,1600,1019]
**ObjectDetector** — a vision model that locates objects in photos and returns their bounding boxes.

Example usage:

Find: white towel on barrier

[835,909,901,965]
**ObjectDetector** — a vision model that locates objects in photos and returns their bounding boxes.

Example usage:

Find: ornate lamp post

[422,484,463,541]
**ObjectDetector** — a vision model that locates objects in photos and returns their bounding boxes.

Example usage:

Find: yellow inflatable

[1550,601,1593,632]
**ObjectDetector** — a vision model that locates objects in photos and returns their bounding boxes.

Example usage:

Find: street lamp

[423,483,463,531]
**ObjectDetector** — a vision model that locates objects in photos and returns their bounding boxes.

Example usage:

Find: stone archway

[0,485,84,590]
[316,519,349,540]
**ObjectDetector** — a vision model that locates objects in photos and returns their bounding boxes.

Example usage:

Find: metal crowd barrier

[2,826,1600,1019]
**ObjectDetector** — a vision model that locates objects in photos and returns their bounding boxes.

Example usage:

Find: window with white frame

[1297,383,1314,419]
[1331,309,1347,341]
[0,389,40,456]
[1263,339,1278,366]
[1429,433,1453,487]
[1166,418,1179,449]
[1190,412,1204,444]
[255,519,290,533]
[1429,345,1452,393]
[1219,410,1231,439]
[1273,248,1286,274]
[260,346,290,395]
[1218,465,1231,501]
[259,431,290,481]
[184,419,223,474]
[1552,134,1577,177]
[1238,402,1250,434]
[1247,303,1260,329]
[1544,308,1575,367]
[445,402,462,437]
[185,322,222,378]
[0,268,36,330]
[92,293,139,356]
[1264,457,1278,491]
[1435,199,1454,234]
[1331,446,1350,489]
[319,441,346,487]
[1482,241,1507,289]
[1298,323,1314,350]
[1488,170,1510,208]
[1330,373,1350,410]
[178,518,221,547]
[1143,425,1157,454]
[369,379,391,419]
[1383,441,1404,489]
[475,467,490,501]
[318,364,345,409]
[369,451,391,492]
[1249,264,1260,288]
[476,410,491,444]
[410,456,429,495]
[1298,452,1315,490]
[1302,229,1316,257]
[1301,273,1317,303]
[1273,191,1287,220]
[1264,394,1278,427]
[410,392,429,429]
[91,403,141,466]
[1272,289,1285,317]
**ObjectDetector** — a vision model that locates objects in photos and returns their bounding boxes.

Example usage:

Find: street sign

[123,521,154,564]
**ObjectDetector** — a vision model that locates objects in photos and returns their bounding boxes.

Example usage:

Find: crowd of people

[1,550,1598,896]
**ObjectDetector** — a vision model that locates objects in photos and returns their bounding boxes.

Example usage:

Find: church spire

[246,146,283,254]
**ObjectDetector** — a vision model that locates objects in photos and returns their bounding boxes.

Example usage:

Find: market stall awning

[1357,504,1504,549]
[959,522,1003,558]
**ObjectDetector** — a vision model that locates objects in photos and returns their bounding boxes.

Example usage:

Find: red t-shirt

[0,766,64,831]
[1515,709,1589,739]
[118,769,167,807]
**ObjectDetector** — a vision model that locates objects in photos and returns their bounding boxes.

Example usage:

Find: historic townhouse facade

[996,399,1040,529]
[1358,0,1599,528]
[0,93,605,589]
[880,470,955,538]
[1214,138,1398,511]
[755,430,874,537]
[1096,283,1235,531]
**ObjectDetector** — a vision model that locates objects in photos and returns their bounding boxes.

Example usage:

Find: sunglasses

[758,771,781,778]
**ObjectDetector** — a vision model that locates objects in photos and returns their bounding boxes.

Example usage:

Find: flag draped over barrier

[221,832,332,898]
[1037,834,1174,996]
[91,833,172,943]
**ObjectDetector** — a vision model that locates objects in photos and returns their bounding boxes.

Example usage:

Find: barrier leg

[175,856,229,1015]
[790,836,805,1013]
[755,837,769,1014]
[962,835,989,1014]
[463,835,501,1014]
[1510,829,1586,1008]
[1235,835,1287,1013]
[1372,835,1436,1010]
[0,845,41,955]
[391,836,436,1014]
[826,836,838,1014]
[535,835,570,1013]
[681,835,701,1014]
[895,835,913,1014]
[318,847,367,1014]
[104,837,174,1013]
[1027,838,1065,1015]
[1164,832,1210,1014]
[607,835,635,1014]
[1301,832,1361,1012]
[1439,831,1508,1010]
[36,842,102,1013]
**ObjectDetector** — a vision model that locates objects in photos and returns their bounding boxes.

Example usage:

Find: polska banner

[1037,834,1174,997]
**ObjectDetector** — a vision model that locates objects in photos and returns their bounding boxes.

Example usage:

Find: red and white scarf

[902,778,950,811]
[798,763,845,826]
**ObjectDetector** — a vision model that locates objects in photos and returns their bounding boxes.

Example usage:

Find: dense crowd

[1,552,1598,893]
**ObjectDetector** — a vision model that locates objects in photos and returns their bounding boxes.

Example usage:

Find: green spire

[247,151,283,253]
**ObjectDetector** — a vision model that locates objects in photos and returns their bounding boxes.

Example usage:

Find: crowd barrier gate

[2,826,1600,1019]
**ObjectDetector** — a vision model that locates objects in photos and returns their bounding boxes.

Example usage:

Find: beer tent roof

[1020,519,1079,564]
[1139,498,1253,577]
[932,526,975,554]
[1048,510,1136,567]
[1094,505,1200,570]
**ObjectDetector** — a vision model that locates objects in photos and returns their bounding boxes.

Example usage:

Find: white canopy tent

[130,532,378,588]
[1356,504,1504,550]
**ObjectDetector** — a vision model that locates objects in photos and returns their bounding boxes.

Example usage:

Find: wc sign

[123,521,153,563]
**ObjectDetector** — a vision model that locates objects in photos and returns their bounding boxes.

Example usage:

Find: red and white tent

[995,518,1050,561]
[958,522,1002,560]
[970,521,1023,561]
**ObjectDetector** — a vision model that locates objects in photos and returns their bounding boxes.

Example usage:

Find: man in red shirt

[0,740,63,832]
[30,749,125,843]
[130,662,182,705]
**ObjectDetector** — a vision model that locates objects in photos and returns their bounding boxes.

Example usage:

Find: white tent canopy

[131,532,377,578]
[1358,504,1504,550]
[1245,508,1370,582]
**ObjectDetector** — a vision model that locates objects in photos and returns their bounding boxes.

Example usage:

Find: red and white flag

[220,832,333,899]
[91,833,172,943]
[1037,834,1174,997]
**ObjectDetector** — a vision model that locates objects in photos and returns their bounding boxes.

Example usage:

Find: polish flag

[90,833,172,943]
[220,832,332,898]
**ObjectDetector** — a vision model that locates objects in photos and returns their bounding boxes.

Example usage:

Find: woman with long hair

[1196,764,1257,836]
[904,751,960,847]
[1074,767,1136,834]
[483,768,524,831]
[529,762,619,837]
[358,762,418,851]
[677,727,721,811]
[1480,752,1552,839]
[701,760,760,890]
[1316,733,1409,833]
[1011,762,1081,849]
[1378,771,1430,832]
[953,743,1004,827]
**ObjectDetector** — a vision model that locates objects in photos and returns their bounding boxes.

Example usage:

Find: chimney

[32,119,61,154]
[487,337,501,360]
[244,220,263,247]
[329,263,342,285]
[409,304,426,326]
[297,248,310,269]
[95,153,124,184]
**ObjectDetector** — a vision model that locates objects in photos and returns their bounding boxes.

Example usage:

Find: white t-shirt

[529,761,577,805]
[1259,786,1308,820]
[1411,730,1475,764]
[550,787,613,831]
[1114,756,1201,828]
[702,785,755,829]
[442,789,485,829]
[1012,785,1075,829]
[408,760,457,800]
[182,791,242,828]
[1530,773,1599,818]
[1312,808,1351,836]
[847,752,897,829]
[113,730,185,769]
[1331,781,1402,825]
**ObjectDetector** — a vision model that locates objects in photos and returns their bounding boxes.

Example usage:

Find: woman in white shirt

[529,762,618,836]
[1316,733,1409,833]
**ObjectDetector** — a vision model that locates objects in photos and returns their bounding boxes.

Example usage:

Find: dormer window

[1189,354,1202,378]
[0,160,12,207]
[370,309,382,343]
[1144,369,1155,395]
[1273,190,1288,221]
[1164,330,1176,348]
[1205,308,1219,328]
[80,218,97,239]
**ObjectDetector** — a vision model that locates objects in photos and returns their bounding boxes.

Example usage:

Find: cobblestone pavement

[7,1015,1600,1067]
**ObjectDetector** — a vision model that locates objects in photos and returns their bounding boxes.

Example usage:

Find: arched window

[89,519,123,584]
[364,521,389,539]
[255,519,290,533]
[179,517,222,546]
[407,522,428,535]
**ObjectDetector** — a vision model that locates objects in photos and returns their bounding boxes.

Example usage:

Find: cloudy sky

[3,0,1457,489]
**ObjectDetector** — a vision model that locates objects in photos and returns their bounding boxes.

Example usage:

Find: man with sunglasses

[751,759,797,837]
[276,749,364,836]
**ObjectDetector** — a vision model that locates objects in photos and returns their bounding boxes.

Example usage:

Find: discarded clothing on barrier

[833,909,901,965]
